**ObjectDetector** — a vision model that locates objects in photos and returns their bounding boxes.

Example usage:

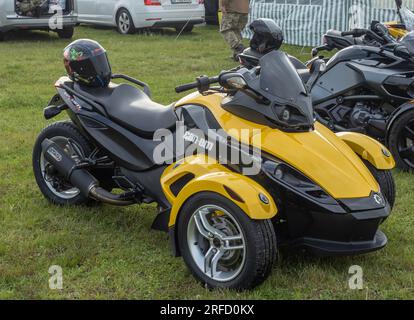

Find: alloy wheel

[186,205,246,282]
[118,12,131,34]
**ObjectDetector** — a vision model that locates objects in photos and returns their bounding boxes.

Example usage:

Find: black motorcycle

[240,22,414,171]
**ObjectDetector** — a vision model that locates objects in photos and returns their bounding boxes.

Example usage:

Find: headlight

[262,160,337,205]
[271,104,313,131]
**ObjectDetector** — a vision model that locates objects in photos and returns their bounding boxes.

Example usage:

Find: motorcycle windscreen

[259,50,314,128]
[400,30,414,54]
[400,6,414,31]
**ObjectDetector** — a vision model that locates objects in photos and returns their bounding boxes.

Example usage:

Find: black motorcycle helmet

[63,39,112,88]
[249,19,284,54]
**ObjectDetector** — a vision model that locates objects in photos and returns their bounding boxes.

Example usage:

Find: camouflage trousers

[18,0,44,14]
[220,12,248,52]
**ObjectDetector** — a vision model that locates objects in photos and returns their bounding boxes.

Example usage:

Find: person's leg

[220,13,243,58]
[235,13,248,47]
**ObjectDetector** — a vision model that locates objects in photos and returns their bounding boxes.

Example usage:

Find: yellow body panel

[336,132,395,170]
[385,21,408,39]
[175,93,395,199]
[161,155,277,227]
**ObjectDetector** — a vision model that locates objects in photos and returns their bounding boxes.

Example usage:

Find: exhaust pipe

[41,139,135,206]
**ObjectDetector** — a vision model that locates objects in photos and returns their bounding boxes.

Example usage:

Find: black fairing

[325,46,372,71]
[313,45,414,105]
[222,51,314,132]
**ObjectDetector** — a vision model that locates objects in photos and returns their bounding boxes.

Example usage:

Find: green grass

[0,25,413,300]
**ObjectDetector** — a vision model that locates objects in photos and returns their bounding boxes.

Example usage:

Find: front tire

[387,109,414,171]
[175,24,194,33]
[116,9,135,35]
[177,192,277,290]
[364,161,396,209]
[56,27,74,39]
[0,32,5,42]
[33,121,94,206]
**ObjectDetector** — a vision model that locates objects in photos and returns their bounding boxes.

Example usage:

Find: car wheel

[387,108,414,171]
[177,192,277,290]
[117,9,135,35]
[364,160,396,209]
[33,121,95,206]
[0,32,5,41]
[56,27,74,39]
[175,24,194,33]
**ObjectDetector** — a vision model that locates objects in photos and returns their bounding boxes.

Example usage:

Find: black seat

[74,83,177,137]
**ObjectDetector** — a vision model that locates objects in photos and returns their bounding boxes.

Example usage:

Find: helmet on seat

[249,19,284,54]
[63,39,112,88]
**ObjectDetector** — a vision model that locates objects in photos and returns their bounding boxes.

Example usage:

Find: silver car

[77,0,205,34]
[0,0,78,41]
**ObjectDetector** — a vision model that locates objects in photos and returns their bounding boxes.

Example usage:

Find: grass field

[0,25,413,300]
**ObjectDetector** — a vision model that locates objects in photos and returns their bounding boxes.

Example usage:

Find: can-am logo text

[183,131,214,152]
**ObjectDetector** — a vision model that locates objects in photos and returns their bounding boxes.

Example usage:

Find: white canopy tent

[244,0,414,46]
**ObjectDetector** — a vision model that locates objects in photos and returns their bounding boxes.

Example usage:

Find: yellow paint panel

[161,155,277,227]
[385,21,407,38]
[336,132,395,170]
[175,93,396,199]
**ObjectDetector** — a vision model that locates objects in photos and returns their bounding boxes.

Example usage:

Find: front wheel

[387,108,414,171]
[0,32,5,42]
[175,24,194,33]
[177,192,277,290]
[56,27,74,39]
[364,161,396,209]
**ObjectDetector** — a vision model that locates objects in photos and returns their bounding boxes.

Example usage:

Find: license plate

[171,0,192,4]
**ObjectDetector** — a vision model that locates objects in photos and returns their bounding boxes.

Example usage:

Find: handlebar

[341,30,360,36]
[341,25,396,45]
[175,75,220,93]
[341,28,385,43]
[175,82,199,93]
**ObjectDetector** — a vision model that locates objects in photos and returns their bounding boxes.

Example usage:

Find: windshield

[258,51,314,129]
[259,50,307,101]
[400,30,414,54]
[400,6,414,31]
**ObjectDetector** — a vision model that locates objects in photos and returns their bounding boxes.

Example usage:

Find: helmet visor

[71,53,111,86]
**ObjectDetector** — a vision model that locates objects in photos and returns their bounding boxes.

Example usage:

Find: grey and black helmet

[249,19,284,54]
[63,39,112,88]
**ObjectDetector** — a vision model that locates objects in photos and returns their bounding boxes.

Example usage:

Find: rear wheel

[364,161,396,209]
[56,27,74,39]
[116,9,135,34]
[387,109,414,171]
[33,121,94,206]
[0,32,4,41]
[177,192,277,290]
[175,24,194,33]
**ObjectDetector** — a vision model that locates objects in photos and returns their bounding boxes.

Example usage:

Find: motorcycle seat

[74,83,177,137]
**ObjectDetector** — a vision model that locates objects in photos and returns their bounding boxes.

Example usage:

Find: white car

[77,0,205,34]
[0,0,77,41]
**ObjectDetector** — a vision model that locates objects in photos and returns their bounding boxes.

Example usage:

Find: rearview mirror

[396,0,402,9]
[394,44,412,60]
[219,73,248,90]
